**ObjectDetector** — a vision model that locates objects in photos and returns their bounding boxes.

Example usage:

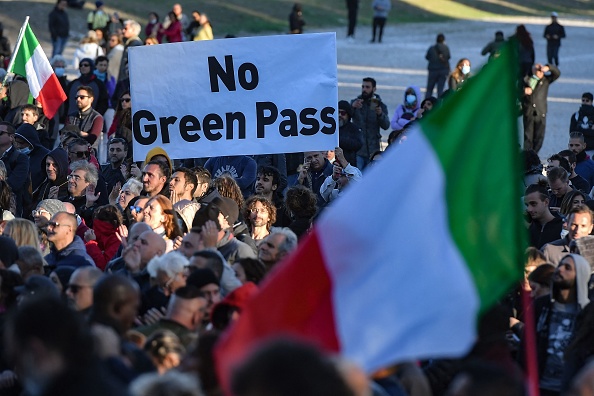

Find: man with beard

[568,132,594,188]
[65,85,104,145]
[141,160,169,198]
[337,100,363,167]
[101,137,128,193]
[524,253,590,395]
[243,195,276,242]
[542,205,594,266]
[350,77,390,169]
[253,166,290,226]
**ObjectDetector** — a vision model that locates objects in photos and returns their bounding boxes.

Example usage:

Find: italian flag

[9,22,66,119]
[215,42,525,389]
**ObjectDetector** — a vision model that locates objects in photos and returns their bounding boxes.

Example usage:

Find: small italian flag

[9,21,66,119]
[214,42,526,389]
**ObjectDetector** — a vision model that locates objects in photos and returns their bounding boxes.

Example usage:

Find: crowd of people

[0,1,592,395]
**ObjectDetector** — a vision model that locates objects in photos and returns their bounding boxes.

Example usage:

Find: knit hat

[38,199,67,218]
[95,0,104,7]
[0,236,18,267]
[338,100,353,118]
[186,268,220,290]
[213,197,239,225]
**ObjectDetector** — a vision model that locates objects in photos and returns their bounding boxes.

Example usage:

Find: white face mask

[54,67,65,77]
[406,94,416,105]
[461,65,470,75]
[18,147,32,155]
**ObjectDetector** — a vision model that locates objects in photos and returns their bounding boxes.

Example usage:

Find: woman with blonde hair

[3,218,42,253]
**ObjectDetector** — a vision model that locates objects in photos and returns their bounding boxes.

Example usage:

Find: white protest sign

[128,33,338,161]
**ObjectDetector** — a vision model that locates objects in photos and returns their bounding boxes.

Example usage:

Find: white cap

[551,11,558,17]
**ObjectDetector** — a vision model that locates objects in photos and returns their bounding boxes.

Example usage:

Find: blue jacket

[205,156,257,198]
[575,158,594,189]
[45,236,95,268]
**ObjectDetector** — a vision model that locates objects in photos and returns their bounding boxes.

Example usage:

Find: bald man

[45,211,95,267]
[119,230,166,292]
[66,267,104,313]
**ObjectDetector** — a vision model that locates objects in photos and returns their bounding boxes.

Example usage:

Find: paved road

[330,18,594,160]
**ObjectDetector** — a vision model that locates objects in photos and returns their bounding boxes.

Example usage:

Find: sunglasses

[120,98,131,103]
[67,284,90,294]
[70,150,89,158]
[338,110,347,116]
[31,209,50,217]
[45,221,71,229]
[130,205,143,213]
[76,95,90,99]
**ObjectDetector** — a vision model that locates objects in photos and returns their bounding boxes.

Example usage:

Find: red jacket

[85,219,121,270]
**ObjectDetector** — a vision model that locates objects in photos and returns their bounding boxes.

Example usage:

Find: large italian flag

[215,42,525,389]
[9,22,66,119]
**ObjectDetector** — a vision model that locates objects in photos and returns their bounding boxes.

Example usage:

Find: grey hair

[69,160,98,186]
[130,371,204,396]
[269,227,298,255]
[147,251,188,278]
[124,20,142,36]
[122,178,143,196]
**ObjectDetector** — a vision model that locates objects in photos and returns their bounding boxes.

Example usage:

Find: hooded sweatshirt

[33,147,70,205]
[15,123,50,191]
[570,104,594,148]
[390,85,422,131]
[45,235,96,268]
[205,156,258,198]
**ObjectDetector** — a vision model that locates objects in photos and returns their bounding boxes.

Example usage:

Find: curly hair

[285,185,317,219]
[243,195,276,230]
[146,195,183,240]
[214,175,244,211]
[234,258,267,285]
[94,204,124,228]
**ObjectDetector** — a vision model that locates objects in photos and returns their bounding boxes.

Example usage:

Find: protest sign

[129,33,338,161]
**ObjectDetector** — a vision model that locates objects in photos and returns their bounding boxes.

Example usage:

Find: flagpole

[1,16,30,88]
[521,285,540,396]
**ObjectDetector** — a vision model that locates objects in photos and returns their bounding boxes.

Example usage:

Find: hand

[85,184,100,208]
[510,317,520,328]
[297,161,310,183]
[524,86,533,96]
[141,307,167,325]
[540,65,550,73]
[84,229,96,242]
[416,108,425,118]
[116,224,129,247]
[332,164,343,181]
[172,235,183,250]
[49,185,60,199]
[130,163,142,178]
[170,190,180,205]
[334,147,347,168]
[120,163,129,179]
[352,99,363,109]
[201,220,218,248]
[375,104,383,116]
[109,182,121,206]
[122,244,141,273]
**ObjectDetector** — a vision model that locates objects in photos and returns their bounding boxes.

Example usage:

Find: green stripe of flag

[11,24,40,78]
[420,41,526,312]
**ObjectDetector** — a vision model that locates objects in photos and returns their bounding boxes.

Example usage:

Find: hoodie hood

[15,123,42,148]
[553,253,591,310]
[143,146,173,172]
[403,85,422,111]
[42,147,70,183]
[8,79,30,108]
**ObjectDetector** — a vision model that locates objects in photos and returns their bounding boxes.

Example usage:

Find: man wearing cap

[14,123,50,191]
[570,93,594,151]
[192,198,257,265]
[544,12,565,66]
[45,211,95,268]
[338,100,363,167]
[0,121,31,217]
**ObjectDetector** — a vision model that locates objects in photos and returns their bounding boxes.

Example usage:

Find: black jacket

[339,120,364,166]
[522,65,561,118]
[570,104,594,147]
[48,6,70,40]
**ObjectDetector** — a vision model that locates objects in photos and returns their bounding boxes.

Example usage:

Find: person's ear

[272,184,277,191]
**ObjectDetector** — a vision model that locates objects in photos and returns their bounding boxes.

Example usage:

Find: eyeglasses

[249,207,268,214]
[67,174,83,181]
[67,284,91,294]
[338,110,347,116]
[582,99,593,103]
[45,221,72,229]
[76,95,90,99]
[120,98,131,103]
[69,150,89,158]
[130,205,143,213]
[31,209,50,217]
[79,64,90,68]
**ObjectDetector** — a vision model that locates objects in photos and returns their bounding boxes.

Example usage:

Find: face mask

[54,67,65,77]
[18,147,32,155]
[462,65,470,75]
[150,18,157,24]
[406,94,416,105]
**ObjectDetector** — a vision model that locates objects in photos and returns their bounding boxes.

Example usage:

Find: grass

[3,0,593,43]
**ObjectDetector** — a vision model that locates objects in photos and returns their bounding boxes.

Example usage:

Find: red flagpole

[521,285,540,396]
